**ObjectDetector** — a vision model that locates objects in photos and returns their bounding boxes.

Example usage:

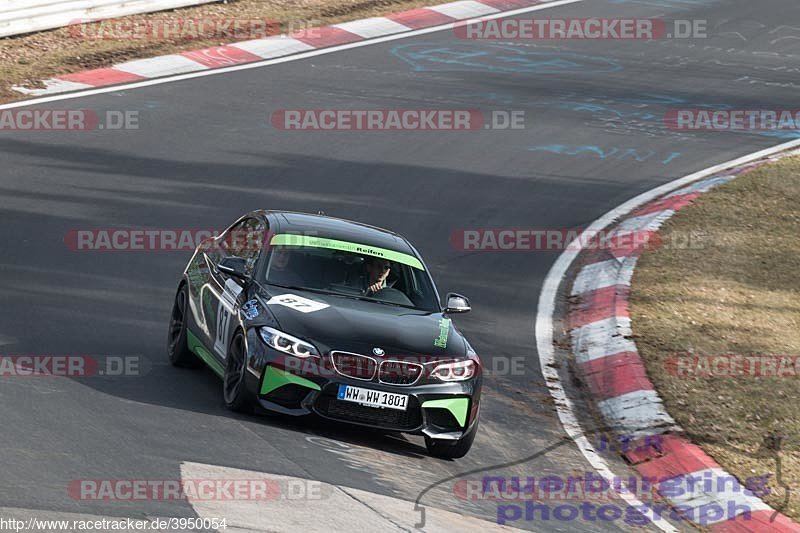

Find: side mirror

[218,257,249,281]
[445,292,471,314]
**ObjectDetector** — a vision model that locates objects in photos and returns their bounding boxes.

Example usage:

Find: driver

[267,246,306,287]
[364,257,393,295]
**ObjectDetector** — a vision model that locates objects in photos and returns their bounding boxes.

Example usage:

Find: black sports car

[167,211,482,458]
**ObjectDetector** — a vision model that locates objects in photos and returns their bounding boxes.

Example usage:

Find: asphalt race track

[2,0,799,531]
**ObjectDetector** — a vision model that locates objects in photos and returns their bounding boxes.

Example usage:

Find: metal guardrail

[0,0,217,38]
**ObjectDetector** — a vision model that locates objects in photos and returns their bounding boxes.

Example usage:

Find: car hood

[254,285,467,358]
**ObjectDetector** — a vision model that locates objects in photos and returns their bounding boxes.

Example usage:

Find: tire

[223,331,254,413]
[167,284,202,368]
[425,416,479,459]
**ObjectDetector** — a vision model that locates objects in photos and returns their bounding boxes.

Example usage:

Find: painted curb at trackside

[567,152,800,532]
[13,0,560,97]
[536,137,800,533]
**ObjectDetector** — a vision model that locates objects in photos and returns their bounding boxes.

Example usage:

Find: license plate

[337,384,408,410]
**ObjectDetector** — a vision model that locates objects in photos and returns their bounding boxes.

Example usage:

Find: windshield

[264,242,440,312]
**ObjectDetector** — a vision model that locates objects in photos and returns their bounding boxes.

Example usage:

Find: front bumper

[310,380,476,439]
[246,340,480,439]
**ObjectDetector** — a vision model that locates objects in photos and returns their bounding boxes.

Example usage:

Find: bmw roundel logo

[372,347,385,356]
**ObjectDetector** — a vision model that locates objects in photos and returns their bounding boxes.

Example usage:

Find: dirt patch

[630,154,800,520]
[0,0,437,104]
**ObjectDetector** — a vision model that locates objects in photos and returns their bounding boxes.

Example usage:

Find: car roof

[255,211,418,256]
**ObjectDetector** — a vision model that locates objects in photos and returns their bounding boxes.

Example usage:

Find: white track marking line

[596,390,677,439]
[230,36,316,59]
[572,316,637,363]
[0,0,586,111]
[536,138,800,533]
[570,257,636,295]
[428,0,500,18]
[663,174,736,198]
[333,17,412,38]
[615,210,674,233]
[113,54,210,77]
[12,78,93,95]
[666,468,771,522]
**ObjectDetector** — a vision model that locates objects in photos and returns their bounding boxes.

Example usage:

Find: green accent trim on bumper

[260,366,321,396]
[270,234,424,271]
[422,398,469,427]
[187,330,224,378]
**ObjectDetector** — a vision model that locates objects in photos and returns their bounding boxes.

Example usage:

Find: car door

[206,217,266,361]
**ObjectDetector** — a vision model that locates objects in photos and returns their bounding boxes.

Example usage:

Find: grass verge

[0,0,437,104]
[630,153,800,520]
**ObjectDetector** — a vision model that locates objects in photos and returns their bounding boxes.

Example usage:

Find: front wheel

[223,331,254,413]
[425,416,478,459]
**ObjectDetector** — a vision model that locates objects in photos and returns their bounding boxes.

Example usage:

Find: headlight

[258,327,319,358]
[430,360,476,382]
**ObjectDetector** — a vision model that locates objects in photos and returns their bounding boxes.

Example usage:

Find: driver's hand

[367,282,383,295]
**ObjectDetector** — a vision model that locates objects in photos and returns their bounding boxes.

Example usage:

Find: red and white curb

[568,157,800,531]
[13,0,552,97]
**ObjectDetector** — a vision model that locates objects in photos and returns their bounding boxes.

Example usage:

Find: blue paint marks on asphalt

[457,92,731,115]
[611,94,729,109]
[528,144,682,165]
[454,91,732,139]
[455,91,800,141]
[391,43,622,75]
[661,152,683,165]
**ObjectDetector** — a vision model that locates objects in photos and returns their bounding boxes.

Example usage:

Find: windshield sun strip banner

[269,234,424,270]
